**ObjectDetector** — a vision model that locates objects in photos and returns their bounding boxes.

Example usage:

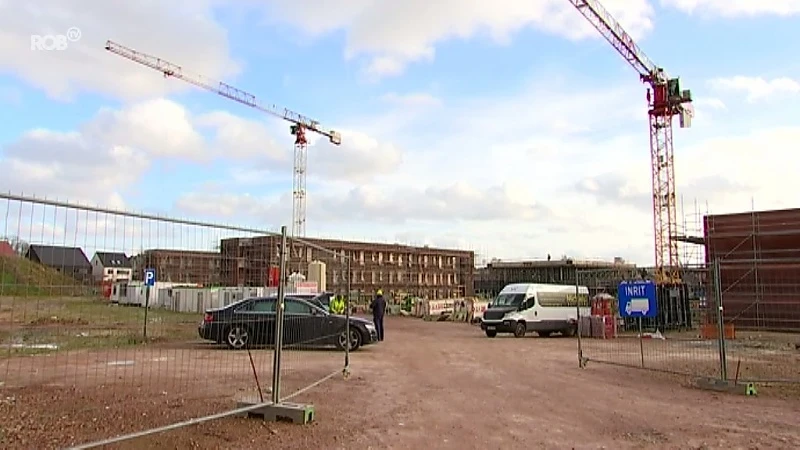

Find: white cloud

[0,0,239,100]
[256,0,654,78]
[662,0,800,17]
[195,111,287,163]
[574,126,800,219]
[176,181,547,225]
[709,76,800,102]
[0,97,401,210]
[693,97,726,111]
[87,99,208,160]
[170,66,797,265]
[0,129,148,209]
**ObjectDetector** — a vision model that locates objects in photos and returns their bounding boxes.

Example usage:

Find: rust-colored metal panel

[705,208,800,262]
[704,208,800,331]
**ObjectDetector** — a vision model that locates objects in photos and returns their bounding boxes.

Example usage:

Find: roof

[0,241,16,257]
[94,252,131,268]
[27,245,91,268]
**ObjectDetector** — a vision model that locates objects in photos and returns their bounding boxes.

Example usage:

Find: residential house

[25,245,92,282]
[91,251,132,282]
[0,240,16,257]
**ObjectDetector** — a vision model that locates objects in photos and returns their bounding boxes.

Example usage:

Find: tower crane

[566,1,693,284]
[105,40,341,238]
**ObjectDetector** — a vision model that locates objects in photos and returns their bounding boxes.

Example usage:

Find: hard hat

[377,289,383,296]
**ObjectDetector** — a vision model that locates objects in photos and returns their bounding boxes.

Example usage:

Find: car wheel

[336,328,362,351]
[485,330,498,338]
[513,322,526,338]
[226,325,250,350]
[538,331,552,338]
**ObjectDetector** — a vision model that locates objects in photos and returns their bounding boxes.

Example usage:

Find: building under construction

[704,207,800,332]
[130,249,221,285]
[219,236,475,300]
[474,257,638,297]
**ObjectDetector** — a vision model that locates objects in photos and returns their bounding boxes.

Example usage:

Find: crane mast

[567,1,692,284]
[105,40,341,237]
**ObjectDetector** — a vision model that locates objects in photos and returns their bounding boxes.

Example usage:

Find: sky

[0,0,798,267]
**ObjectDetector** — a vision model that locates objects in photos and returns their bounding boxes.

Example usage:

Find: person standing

[370,289,386,342]
[330,295,345,314]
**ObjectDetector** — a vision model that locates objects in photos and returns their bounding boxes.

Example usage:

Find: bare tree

[1,235,29,256]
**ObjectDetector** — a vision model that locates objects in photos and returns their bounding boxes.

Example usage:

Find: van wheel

[485,330,497,338]
[513,322,526,338]
[538,331,552,338]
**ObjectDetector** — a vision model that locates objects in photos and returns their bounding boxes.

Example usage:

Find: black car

[290,292,333,312]
[198,296,377,351]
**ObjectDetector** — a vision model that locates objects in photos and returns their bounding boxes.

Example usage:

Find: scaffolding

[705,203,800,331]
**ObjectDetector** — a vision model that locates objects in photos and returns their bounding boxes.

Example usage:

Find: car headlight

[365,323,376,331]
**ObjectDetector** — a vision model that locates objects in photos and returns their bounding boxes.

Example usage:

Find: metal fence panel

[717,258,800,384]
[0,193,292,448]
[275,235,353,401]
[576,265,723,379]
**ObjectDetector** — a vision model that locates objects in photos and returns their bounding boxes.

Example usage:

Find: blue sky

[0,0,799,265]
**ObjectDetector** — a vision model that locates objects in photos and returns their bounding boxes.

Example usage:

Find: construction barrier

[426,299,455,318]
[471,300,489,323]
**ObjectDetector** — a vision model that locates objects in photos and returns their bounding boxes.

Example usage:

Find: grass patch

[0,296,201,357]
[0,255,93,297]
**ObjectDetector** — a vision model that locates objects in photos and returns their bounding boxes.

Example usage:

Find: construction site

[219,236,474,301]
[474,257,637,297]
[2,1,800,449]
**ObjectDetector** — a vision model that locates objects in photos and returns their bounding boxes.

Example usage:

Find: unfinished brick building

[219,236,475,300]
[474,258,638,297]
[130,249,221,285]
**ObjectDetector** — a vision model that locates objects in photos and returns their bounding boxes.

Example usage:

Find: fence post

[575,269,584,368]
[271,225,288,404]
[344,255,351,375]
[713,258,728,381]
[638,317,644,368]
[143,285,150,339]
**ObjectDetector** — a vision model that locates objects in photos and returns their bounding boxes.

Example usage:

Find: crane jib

[104,40,340,146]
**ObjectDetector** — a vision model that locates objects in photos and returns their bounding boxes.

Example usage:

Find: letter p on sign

[144,269,156,286]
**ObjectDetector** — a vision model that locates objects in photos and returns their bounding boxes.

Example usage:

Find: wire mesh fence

[0,193,351,448]
[576,265,724,379]
[275,235,369,401]
[717,258,800,384]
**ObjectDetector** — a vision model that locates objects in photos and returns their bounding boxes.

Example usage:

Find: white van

[480,283,590,338]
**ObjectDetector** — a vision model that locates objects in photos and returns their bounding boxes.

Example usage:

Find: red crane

[567,1,693,284]
[105,40,342,238]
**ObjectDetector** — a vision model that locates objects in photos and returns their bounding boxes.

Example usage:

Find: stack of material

[579,315,616,339]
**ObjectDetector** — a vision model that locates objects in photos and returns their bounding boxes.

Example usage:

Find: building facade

[220,236,475,300]
[704,208,800,332]
[130,249,221,285]
[91,252,133,282]
[474,258,638,298]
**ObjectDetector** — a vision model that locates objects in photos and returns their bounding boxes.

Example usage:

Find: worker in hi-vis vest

[330,295,345,314]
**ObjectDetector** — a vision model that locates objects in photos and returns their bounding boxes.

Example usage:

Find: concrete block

[236,398,315,424]
[693,377,757,396]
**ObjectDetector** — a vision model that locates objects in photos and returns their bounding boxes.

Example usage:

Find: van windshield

[492,293,526,307]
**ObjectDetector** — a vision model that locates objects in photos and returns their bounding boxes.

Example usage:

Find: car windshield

[492,293,526,307]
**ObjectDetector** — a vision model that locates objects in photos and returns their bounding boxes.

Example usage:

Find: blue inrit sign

[144,268,157,287]
[618,280,657,318]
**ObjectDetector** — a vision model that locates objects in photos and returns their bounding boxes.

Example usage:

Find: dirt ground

[2,317,800,449]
